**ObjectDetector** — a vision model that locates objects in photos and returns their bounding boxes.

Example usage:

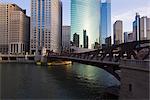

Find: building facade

[71,0,100,49]
[100,0,111,45]
[73,33,79,47]
[0,4,30,54]
[113,20,123,45]
[105,36,111,47]
[83,30,88,48]
[30,0,62,54]
[128,32,134,42]
[124,32,129,43]
[62,26,70,51]
[140,16,150,40]
[9,11,30,54]
[133,13,140,41]
[132,13,150,41]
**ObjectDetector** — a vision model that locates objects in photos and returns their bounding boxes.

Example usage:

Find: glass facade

[133,13,140,41]
[71,0,100,49]
[100,0,111,45]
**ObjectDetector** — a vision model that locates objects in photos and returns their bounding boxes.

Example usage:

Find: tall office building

[100,0,111,45]
[128,32,134,42]
[133,13,140,41]
[71,0,100,49]
[83,30,88,48]
[0,4,30,54]
[105,36,111,47]
[140,16,150,40]
[30,0,62,54]
[113,20,123,45]
[147,17,150,40]
[62,26,70,51]
[73,33,79,47]
[124,32,129,43]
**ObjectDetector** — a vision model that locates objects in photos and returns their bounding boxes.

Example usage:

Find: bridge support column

[119,59,150,99]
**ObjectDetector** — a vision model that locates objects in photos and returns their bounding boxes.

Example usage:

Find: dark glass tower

[73,33,79,47]
[133,13,140,41]
[83,30,88,48]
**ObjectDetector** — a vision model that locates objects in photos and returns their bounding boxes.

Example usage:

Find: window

[129,84,132,92]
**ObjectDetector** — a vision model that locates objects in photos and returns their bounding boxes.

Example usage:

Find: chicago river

[1,62,120,99]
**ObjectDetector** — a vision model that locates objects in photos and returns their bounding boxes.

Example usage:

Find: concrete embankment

[0,54,35,64]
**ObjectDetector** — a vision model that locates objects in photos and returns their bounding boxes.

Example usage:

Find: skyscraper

[124,32,129,43]
[71,0,100,49]
[100,0,111,45]
[105,36,111,47]
[0,4,30,54]
[30,0,62,54]
[62,26,70,51]
[133,13,140,41]
[128,32,134,42]
[73,33,79,47]
[113,20,123,45]
[147,18,150,40]
[140,16,150,40]
[83,30,88,48]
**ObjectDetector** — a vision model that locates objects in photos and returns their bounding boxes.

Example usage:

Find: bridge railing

[120,59,150,71]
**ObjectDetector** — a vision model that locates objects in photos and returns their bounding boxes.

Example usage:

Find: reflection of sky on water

[1,63,120,99]
[68,62,120,87]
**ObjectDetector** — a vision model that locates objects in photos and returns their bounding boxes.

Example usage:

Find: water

[0,62,120,99]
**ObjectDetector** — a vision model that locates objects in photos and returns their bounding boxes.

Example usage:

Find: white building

[113,20,123,45]
[140,16,150,40]
[62,26,70,51]
[30,0,62,54]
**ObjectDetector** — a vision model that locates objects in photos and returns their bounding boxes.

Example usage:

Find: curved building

[71,0,100,49]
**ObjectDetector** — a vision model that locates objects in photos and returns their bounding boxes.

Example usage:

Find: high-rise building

[124,32,129,43]
[83,30,88,48]
[62,26,70,51]
[140,16,150,40]
[105,36,111,47]
[73,33,79,47]
[30,0,62,54]
[100,0,111,45]
[113,20,123,45]
[71,0,100,49]
[0,4,30,54]
[147,18,150,40]
[128,32,134,42]
[133,13,140,41]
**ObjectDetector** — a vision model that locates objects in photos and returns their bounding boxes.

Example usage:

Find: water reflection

[1,62,120,99]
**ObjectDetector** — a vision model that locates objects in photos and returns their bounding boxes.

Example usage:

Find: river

[0,62,120,99]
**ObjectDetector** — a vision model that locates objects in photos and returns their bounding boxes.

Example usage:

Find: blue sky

[1,0,149,32]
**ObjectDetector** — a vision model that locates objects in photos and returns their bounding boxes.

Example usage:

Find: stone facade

[119,59,150,99]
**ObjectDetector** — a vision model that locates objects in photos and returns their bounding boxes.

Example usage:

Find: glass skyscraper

[71,0,100,49]
[30,0,62,54]
[100,0,111,44]
[133,13,140,41]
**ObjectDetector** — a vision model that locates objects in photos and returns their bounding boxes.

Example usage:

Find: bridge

[48,40,150,80]
[0,40,149,80]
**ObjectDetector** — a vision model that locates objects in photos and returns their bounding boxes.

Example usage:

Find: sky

[1,0,149,33]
